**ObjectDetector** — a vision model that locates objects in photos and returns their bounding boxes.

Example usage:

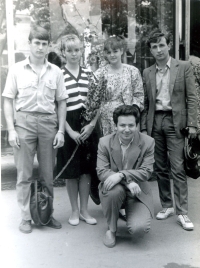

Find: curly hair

[113,105,140,125]
[104,35,127,53]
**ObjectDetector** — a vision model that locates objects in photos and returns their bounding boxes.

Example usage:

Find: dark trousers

[152,111,188,215]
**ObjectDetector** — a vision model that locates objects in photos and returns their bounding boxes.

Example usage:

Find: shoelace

[182,215,191,223]
[160,208,169,213]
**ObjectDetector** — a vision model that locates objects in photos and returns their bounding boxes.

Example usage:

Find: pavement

[1,152,200,268]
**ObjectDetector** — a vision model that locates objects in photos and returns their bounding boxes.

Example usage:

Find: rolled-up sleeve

[55,70,68,101]
[2,66,18,99]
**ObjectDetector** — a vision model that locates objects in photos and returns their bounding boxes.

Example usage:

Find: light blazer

[140,57,197,138]
[96,131,155,217]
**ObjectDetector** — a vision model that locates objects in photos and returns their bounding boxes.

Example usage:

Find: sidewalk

[1,153,200,268]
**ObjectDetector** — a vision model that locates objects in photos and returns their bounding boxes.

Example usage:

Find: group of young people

[2,25,197,248]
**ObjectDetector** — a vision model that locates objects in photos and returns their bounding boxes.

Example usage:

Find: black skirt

[56,107,101,179]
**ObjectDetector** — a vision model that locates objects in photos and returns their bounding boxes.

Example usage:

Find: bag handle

[34,179,53,225]
[54,144,79,181]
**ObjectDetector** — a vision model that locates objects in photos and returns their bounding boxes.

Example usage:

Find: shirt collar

[24,57,50,69]
[119,137,134,147]
[156,56,171,71]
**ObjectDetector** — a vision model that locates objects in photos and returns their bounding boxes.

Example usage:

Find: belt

[17,111,54,116]
[155,110,172,114]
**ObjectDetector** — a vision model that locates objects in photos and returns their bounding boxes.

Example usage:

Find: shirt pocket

[18,82,33,97]
[44,82,56,98]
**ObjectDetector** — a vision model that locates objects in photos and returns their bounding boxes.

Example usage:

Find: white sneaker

[156,208,175,220]
[177,215,194,231]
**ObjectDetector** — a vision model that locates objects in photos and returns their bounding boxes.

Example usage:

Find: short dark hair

[113,105,140,125]
[28,25,50,43]
[146,30,170,48]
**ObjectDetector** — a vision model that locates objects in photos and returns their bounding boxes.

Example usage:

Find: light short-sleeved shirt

[155,57,172,111]
[2,57,68,114]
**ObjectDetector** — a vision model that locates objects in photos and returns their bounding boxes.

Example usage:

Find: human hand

[126,182,141,197]
[187,126,196,139]
[8,129,20,149]
[80,124,94,142]
[104,173,123,191]
[53,132,65,149]
[69,130,81,145]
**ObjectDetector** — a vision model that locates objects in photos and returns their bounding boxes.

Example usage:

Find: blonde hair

[61,34,82,52]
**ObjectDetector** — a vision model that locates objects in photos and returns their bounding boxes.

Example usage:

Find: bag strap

[54,144,79,181]
[34,179,53,225]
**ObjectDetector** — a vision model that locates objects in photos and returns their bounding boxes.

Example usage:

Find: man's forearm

[57,100,66,133]
[4,97,15,130]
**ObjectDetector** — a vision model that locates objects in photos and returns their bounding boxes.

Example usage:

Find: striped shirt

[62,66,91,111]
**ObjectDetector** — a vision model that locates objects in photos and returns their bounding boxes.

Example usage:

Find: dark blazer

[140,57,197,138]
[96,131,155,217]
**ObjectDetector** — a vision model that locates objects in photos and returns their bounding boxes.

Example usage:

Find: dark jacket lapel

[169,58,179,96]
[148,64,157,101]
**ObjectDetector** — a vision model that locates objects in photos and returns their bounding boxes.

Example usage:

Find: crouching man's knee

[99,183,126,204]
[127,220,151,238]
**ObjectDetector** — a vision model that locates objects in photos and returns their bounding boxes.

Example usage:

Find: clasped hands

[70,124,94,145]
[103,173,141,197]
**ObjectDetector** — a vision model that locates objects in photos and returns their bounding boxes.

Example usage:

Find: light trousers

[99,183,151,237]
[14,111,57,220]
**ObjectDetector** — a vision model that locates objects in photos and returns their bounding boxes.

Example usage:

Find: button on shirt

[155,57,172,111]
[2,57,68,114]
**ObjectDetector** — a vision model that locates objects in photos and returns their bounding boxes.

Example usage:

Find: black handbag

[30,180,53,226]
[184,138,200,179]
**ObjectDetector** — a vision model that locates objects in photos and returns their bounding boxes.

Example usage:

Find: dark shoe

[19,220,32,234]
[119,212,126,222]
[90,187,100,205]
[103,230,116,248]
[46,217,62,229]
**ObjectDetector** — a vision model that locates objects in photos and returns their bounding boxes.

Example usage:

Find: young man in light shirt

[2,25,68,234]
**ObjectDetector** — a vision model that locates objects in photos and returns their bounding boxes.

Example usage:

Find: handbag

[30,144,79,225]
[184,137,200,179]
[30,180,53,226]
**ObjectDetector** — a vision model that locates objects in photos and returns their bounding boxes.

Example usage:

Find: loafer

[119,212,127,222]
[156,208,174,220]
[68,217,79,226]
[19,220,32,234]
[177,215,194,231]
[46,217,62,229]
[79,214,97,225]
[103,230,116,248]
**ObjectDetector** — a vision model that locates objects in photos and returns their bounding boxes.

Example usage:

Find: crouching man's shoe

[177,215,194,231]
[46,217,62,229]
[103,230,116,248]
[19,220,32,234]
[156,208,174,220]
